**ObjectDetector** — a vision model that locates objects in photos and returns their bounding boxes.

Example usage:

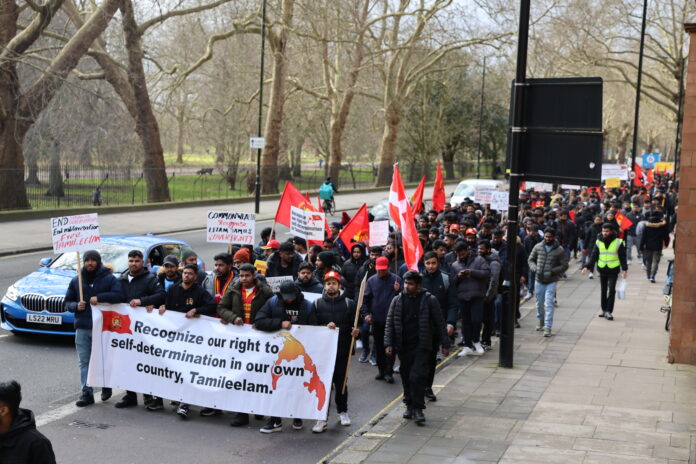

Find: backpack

[269,295,313,314]
[319,183,334,200]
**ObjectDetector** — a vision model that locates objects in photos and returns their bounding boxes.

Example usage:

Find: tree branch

[138,0,236,34]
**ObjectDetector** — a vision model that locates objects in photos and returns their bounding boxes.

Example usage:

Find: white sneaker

[588,272,594,280]
[457,347,472,358]
[627,259,632,265]
[312,420,328,433]
[523,292,532,300]
[393,364,400,374]
[338,412,351,426]
[473,343,485,355]
[355,340,363,350]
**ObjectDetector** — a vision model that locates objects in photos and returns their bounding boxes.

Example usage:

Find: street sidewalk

[0,185,438,257]
[323,249,695,464]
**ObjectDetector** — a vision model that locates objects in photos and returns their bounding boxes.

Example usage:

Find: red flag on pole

[389,165,423,271]
[646,168,654,183]
[410,176,426,215]
[274,181,313,227]
[335,204,369,259]
[633,163,644,187]
[615,211,634,231]
[432,162,446,212]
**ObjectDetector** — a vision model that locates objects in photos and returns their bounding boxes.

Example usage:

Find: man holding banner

[65,250,124,407]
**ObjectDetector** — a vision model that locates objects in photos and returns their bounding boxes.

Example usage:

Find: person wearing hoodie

[450,242,491,356]
[640,212,670,282]
[354,246,382,363]
[64,249,124,408]
[315,251,342,282]
[266,242,303,278]
[255,281,317,433]
[477,240,500,351]
[341,243,367,300]
[583,224,628,320]
[0,380,55,464]
[296,262,324,294]
[528,229,569,337]
[310,271,359,433]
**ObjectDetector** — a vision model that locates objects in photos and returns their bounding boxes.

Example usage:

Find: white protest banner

[525,182,553,192]
[51,213,100,254]
[561,184,582,190]
[290,206,325,241]
[369,220,390,247]
[474,187,495,204]
[490,191,509,212]
[266,276,294,293]
[89,305,338,420]
[601,164,628,181]
[207,211,256,244]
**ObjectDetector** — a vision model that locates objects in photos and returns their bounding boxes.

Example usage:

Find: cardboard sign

[369,220,390,247]
[207,211,256,244]
[490,191,510,212]
[266,276,294,293]
[51,213,101,254]
[605,177,621,188]
[290,206,325,241]
[474,187,496,204]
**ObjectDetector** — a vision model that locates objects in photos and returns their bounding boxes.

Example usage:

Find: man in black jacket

[341,243,367,300]
[266,242,303,278]
[385,271,450,425]
[310,271,359,433]
[354,246,382,363]
[0,380,55,464]
[116,250,165,409]
[640,212,670,282]
[255,281,316,433]
[296,262,324,294]
[155,264,216,418]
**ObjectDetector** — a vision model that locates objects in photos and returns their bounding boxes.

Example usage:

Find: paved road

[0,186,459,464]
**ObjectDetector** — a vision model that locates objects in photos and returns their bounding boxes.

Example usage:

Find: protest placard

[207,211,256,244]
[266,276,294,293]
[605,177,621,188]
[490,191,509,212]
[474,187,495,204]
[51,213,100,254]
[369,220,390,247]
[561,184,582,190]
[254,260,267,275]
[601,164,628,181]
[290,206,325,241]
[525,182,553,192]
[89,305,338,420]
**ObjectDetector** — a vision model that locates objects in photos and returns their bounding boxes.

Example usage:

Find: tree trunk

[616,123,630,163]
[25,157,41,187]
[176,105,185,163]
[121,0,170,203]
[215,142,225,164]
[0,122,31,210]
[375,109,401,186]
[327,113,343,189]
[291,137,303,177]
[45,147,64,197]
[260,0,294,194]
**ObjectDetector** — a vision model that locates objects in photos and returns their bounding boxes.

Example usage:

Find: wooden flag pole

[76,251,84,302]
[342,272,368,395]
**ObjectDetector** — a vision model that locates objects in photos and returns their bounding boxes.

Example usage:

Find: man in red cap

[260,239,280,259]
[361,256,402,383]
[310,270,360,432]
[464,227,479,247]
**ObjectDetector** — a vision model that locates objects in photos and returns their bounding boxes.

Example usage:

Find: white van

[450,179,508,207]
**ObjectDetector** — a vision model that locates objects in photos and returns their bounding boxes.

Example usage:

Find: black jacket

[65,264,124,330]
[421,270,459,324]
[295,276,323,294]
[384,290,450,352]
[313,293,356,357]
[164,282,216,316]
[119,271,165,307]
[255,292,317,331]
[354,259,377,299]
[341,244,367,299]
[640,220,670,251]
[265,251,303,278]
[0,409,56,464]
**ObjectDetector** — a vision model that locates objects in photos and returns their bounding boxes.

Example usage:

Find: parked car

[1,234,204,336]
[450,179,507,207]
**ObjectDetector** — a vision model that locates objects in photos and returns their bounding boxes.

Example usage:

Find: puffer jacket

[450,253,490,301]
[65,264,124,329]
[295,276,323,294]
[265,251,303,278]
[640,220,670,251]
[313,292,357,358]
[384,289,450,352]
[217,278,274,323]
[481,249,501,302]
[0,408,56,464]
[255,291,317,331]
[528,240,569,284]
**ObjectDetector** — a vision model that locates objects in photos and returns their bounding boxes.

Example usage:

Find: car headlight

[5,285,19,301]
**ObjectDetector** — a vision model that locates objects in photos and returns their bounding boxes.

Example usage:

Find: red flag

[336,204,369,259]
[569,210,576,222]
[647,168,654,183]
[389,165,423,271]
[316,196,331,238]
[410,176,426,215]
[274,182,314,227]
[633,163,644,187]
[432,162,446,212]
[101,310,132,335]
[615,212,633,231]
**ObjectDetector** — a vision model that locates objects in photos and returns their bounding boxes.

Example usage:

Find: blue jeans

[528,270,536,295]
[75,328,93,394]
[626,235,636,261]
[535,281,557,328]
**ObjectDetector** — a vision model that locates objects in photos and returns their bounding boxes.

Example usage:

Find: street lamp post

[629,0,648,191]
[476,57,487,179]
[254,0,268,215]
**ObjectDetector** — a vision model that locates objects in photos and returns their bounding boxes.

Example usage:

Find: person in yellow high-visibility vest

[582,224,628,320]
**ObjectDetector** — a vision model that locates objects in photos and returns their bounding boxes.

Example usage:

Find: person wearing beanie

[341,243,367,300]
[64,250,124,408]
[182,250,208,285]
[233,248,251,266]
[315,251,340,282]
[310,271,359,432]
[329,222,342,238]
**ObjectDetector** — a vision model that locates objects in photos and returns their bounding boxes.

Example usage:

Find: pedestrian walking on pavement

[640,212,670,283]
[582,224,628,320]
[528,229,569,337]
[385,271,450,425]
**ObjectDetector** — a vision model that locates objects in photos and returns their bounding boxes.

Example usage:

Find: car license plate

[26,314,62,325]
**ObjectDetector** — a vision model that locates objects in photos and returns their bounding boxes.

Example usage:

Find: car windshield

[454,184,476,197]
[50,243,141,274]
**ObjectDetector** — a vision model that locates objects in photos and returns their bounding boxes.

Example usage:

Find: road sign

[249,137,266,149]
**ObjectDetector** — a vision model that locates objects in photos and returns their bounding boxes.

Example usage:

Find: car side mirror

[39,257,52,267]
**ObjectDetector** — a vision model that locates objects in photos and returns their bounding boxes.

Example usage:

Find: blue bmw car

[1,234,204,336]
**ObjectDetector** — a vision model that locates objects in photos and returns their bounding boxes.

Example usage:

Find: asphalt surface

[0,187,454,464]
